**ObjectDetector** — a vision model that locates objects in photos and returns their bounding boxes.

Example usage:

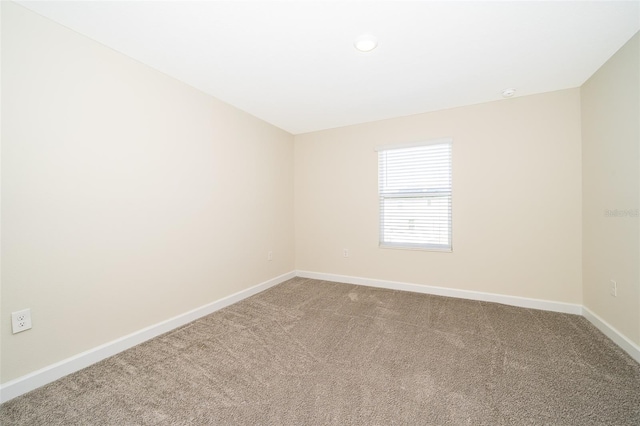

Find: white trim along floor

[1,270,638,403]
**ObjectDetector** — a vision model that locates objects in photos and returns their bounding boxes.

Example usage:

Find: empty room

[1,0,639,424]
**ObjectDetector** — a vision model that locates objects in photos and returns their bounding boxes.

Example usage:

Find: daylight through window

[377,139,452,251]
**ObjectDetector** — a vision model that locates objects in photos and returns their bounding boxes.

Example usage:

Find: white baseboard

[0,271,295,403]
[582,306,640,364]
[298,270,640,364]
[4,270,638,403]
[296,270,583,315]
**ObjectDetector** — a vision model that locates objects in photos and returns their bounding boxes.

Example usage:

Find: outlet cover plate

[11,309,32,334]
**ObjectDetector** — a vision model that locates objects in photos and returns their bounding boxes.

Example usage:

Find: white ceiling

[16,1,640,134]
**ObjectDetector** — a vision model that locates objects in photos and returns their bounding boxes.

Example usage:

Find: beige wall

[295,89,583,304]
[581,33,640,346]
[2,0,637,390]
[1,2,294,383]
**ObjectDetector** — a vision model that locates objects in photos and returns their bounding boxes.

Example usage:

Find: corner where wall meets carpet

[2,272,640,402]
[1,276,639,424]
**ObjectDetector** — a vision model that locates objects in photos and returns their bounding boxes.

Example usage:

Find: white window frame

[376,138,452,252]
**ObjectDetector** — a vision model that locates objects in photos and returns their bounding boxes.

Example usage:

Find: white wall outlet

[12,309,32,334]
[343,248,349,258]
[267,251,273,261]
[610,280,617,297]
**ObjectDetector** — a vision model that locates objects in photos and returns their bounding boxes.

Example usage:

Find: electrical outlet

[610,280,617,297]
[267,251,273,261]
[343,248,349,258]
[11,309,32,334]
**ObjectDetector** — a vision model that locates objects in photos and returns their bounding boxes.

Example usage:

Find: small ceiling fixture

[354,34,378,52]
[502,88,516,98]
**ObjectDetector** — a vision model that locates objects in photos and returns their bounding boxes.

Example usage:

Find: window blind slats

[379,141,452,250]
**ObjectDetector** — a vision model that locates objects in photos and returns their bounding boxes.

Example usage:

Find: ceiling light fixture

[502,88,516,98]
[354,34,378,52]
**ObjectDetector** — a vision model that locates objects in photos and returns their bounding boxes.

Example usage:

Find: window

[377,139,452,251]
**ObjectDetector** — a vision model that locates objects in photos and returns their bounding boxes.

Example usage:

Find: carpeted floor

[1,277,640,425]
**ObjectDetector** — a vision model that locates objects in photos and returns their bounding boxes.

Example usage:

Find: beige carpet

[2,277,639,425]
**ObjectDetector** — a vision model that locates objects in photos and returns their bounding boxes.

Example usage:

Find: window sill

[379,244,452,253]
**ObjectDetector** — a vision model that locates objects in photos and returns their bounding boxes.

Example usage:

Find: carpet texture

[2,277,640,425]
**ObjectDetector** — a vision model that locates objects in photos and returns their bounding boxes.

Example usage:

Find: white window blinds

[377,139,452,251]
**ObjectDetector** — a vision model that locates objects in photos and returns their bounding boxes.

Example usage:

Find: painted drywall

[1,2,294,383]
[295,89,583,304]
[581,32,640,346]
